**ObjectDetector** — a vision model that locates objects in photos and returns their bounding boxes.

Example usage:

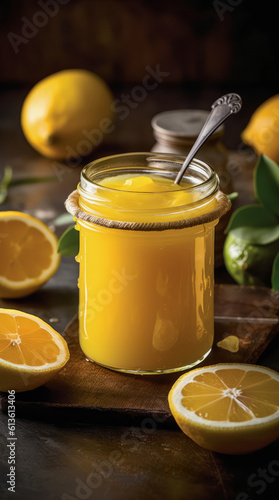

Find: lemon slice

[168,363,279,454]
[0,211,60,298]
[0,309,69,392]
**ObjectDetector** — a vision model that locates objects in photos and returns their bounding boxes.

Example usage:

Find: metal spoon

[174,93,242,185]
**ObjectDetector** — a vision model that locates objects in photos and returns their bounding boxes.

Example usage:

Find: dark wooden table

[1,87,279,500]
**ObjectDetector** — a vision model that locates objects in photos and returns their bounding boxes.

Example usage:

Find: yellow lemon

[0,308,69,392]
[242,94,279,163]
[0,211,60,298]
[21,69,114,160]
[168,363,279,454]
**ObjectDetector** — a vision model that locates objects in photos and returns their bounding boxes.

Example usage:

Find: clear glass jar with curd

[65,153,230,375]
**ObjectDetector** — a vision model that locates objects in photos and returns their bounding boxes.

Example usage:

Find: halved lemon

[0,308,69,392]
[0,211,60,298]
[168,363,279,454]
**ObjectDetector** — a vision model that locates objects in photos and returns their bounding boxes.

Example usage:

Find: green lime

[223,233,279,287]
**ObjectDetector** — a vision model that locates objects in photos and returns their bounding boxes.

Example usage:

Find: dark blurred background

[0,0,278,150]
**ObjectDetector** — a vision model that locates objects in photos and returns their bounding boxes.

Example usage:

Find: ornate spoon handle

[174,93,242,185]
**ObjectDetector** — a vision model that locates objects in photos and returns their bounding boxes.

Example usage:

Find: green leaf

[254,154,279,217]
[227,192,239,201]
[0,165,13,204]
[10,176,57,186]
[272,252,279,291]
[53,213,74,226]
[225,204,279,244]
[0,166,57,205]
[58,225,79,257]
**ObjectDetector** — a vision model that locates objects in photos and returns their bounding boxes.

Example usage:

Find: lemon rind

[169,363,279,428]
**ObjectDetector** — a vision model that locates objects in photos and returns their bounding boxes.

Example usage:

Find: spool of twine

[65,190,231,232]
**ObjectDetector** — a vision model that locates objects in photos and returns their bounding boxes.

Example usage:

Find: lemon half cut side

[0,308,70,392]
[0,211,60,298]
[168,363,279,454]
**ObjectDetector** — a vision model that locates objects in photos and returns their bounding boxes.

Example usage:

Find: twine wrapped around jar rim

[65,190,231,232]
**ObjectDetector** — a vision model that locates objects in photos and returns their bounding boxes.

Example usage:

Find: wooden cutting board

[1,284,279,426]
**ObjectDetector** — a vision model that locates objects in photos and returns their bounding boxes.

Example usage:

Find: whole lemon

[241,94,279,164]
[21,69,114,160]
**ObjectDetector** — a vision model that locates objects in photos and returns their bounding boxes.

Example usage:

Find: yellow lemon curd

[76,157,219,374]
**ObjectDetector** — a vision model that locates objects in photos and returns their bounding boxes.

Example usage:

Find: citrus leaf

[0,167,57,205]
[272,252,279,291]
[58,225,79,257]
[254,154,279,217]
[225,205,279,244]
[0,165,13,204]
[53,213,73,226]
[10,176,57,186]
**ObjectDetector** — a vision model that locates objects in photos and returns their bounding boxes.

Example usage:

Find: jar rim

[80,152,218,198]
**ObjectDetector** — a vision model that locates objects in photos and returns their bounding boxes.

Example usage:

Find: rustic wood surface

[1,285,278,426]
[1,88,279,500]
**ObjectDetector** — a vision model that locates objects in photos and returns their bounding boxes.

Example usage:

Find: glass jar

[66,153,230,375]
[151,110,232,267]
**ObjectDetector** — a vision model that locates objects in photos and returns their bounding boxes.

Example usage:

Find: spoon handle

[174,93,242,185]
